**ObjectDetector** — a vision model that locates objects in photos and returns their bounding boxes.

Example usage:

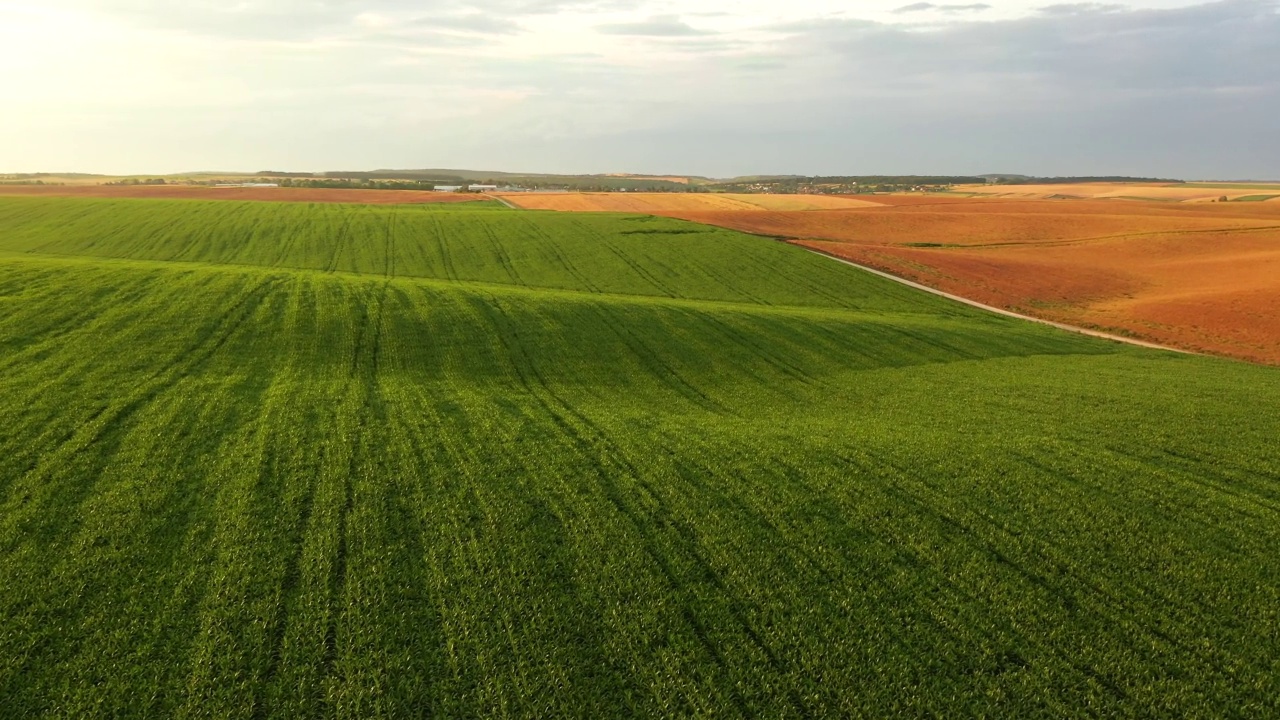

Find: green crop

[0,197,1278,717]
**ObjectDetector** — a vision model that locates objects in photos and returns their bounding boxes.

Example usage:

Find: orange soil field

[495,192,881,212]
[799,229,1280,363]
[0,185,490,205]
[770,201,1280,363]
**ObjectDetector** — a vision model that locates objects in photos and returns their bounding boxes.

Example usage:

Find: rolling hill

[1,197,1278,716]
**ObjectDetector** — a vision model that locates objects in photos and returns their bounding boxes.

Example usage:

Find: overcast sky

[1,0,1275,178]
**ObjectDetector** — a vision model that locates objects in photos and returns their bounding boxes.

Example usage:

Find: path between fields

[486,194,519,209]
[796,245,1197,356]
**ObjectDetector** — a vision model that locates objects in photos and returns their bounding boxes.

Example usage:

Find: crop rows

[0,197,923,308]
[0,199,1278,716]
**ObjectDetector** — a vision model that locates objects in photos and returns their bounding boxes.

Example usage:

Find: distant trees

[273,178,439,191]
[711,176,984,194]
[106,178,167,186]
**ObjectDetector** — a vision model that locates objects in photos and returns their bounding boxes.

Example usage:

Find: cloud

[414,14,524,34]
[767,17,878,34]
[779,0,1280,93]
[562,0,1280,176]
[5,0,1279,178]
[892,2,993,13]
[49,0,640,41]
[595,15,713,36]
[362,30,501,49]
[1038,3,1125,15]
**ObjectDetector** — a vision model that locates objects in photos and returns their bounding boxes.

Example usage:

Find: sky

[0,0,1276,178]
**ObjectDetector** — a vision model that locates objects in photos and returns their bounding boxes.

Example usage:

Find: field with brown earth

[777,202,1280,364]
[0,184,490,205]
[507,192,1280,364]
[495,191,881,212]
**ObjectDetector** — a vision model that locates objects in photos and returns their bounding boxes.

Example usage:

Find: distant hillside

[289,169,697,191]
[980,175,1185,184]
[713,176,988,194]
[7,169,1210,192]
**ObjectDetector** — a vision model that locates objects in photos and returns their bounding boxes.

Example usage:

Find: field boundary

[486,193,519,209]
[796,245,1198,356]
[465,205,1211,358]
[2,248,922,321]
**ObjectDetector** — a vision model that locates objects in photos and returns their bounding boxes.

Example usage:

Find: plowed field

[773,202,1280,363]
[800,232,1280,363]
[0,184,491,204]
[495,192,882,212]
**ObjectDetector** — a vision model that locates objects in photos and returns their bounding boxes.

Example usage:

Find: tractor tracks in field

[469,294,811,718]
[0,275,281,541]
[479,216,526,287]
[323,209,354,274]
[383,207,399,279]
[519,216,601,293]
[258,277,393,705]
[585,303,731,415]
[327,278,392,676]
[428,212,460,282]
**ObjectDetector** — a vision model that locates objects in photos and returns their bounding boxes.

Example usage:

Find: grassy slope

[0,198,1278,717]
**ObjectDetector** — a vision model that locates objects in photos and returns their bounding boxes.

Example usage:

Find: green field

[1,197,1278,717]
